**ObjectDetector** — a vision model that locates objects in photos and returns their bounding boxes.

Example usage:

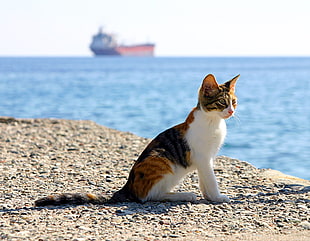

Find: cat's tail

[34,188,132,207]
[34,193,110,207]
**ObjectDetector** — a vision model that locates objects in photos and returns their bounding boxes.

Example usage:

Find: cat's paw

[208,194,230,203]
[183,192,197,202]
[158,192,197,202]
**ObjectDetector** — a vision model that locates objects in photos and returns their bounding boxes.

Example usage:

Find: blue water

[0,57,309,179]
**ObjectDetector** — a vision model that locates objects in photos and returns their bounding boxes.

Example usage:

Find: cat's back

[136,124,191,168]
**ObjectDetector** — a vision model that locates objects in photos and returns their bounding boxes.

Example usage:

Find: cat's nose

[228,109,234,115]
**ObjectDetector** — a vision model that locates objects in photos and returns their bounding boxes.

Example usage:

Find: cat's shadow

[0,200,197,215]
[0,199,219,215]
[2,185,308,215]
[112,201,194,216]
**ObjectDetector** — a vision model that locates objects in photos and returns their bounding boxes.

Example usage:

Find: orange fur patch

[185,151,191,163]
[86,193,97,200]
[174,107,197,135]
[47,195,55,200]
[185,107,196,125]
[130,156,173,199]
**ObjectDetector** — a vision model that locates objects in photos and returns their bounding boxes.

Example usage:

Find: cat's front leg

[196,160,230,203]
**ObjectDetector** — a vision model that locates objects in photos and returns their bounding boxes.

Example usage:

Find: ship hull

[91,48,120,56]
[92,44,155,57]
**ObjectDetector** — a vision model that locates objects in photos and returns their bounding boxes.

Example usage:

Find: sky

[0,0,310,57]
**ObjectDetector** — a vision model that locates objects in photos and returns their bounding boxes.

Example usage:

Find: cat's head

[198,74,239,119]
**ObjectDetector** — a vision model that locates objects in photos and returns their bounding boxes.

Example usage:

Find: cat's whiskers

[231,113,241,126]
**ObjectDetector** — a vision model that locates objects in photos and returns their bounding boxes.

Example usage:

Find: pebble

[0,117,309,240]
[300,221,310,230]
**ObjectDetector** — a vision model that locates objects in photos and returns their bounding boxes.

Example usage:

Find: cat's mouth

[222,107,234,119]
[222,112,234,119]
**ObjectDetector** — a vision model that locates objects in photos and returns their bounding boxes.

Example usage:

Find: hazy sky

[1,0,309,56]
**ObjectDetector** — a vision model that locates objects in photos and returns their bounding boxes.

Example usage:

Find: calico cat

[35,74,239,206]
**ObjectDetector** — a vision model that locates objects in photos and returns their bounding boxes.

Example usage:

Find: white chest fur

[185,110,227,162]
[185,110,230,202]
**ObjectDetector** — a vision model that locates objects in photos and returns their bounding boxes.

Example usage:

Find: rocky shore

[0,117,309,240]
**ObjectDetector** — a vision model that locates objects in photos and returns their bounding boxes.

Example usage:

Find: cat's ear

[225,74,240,92]
[201,74,219,97]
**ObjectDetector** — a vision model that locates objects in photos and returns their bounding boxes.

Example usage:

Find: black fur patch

[137,127,190,168]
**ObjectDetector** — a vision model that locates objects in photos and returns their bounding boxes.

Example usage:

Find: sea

[0,57,309,180]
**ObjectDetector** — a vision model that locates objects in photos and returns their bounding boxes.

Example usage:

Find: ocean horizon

[0,56,309,179]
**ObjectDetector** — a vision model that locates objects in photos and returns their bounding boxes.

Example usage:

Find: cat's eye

[219,99,226,105]
[232,99,237,105]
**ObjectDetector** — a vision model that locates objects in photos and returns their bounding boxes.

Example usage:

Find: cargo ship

[89,28,155,56]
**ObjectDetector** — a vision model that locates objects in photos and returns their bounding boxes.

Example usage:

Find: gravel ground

[0,117,309,240]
